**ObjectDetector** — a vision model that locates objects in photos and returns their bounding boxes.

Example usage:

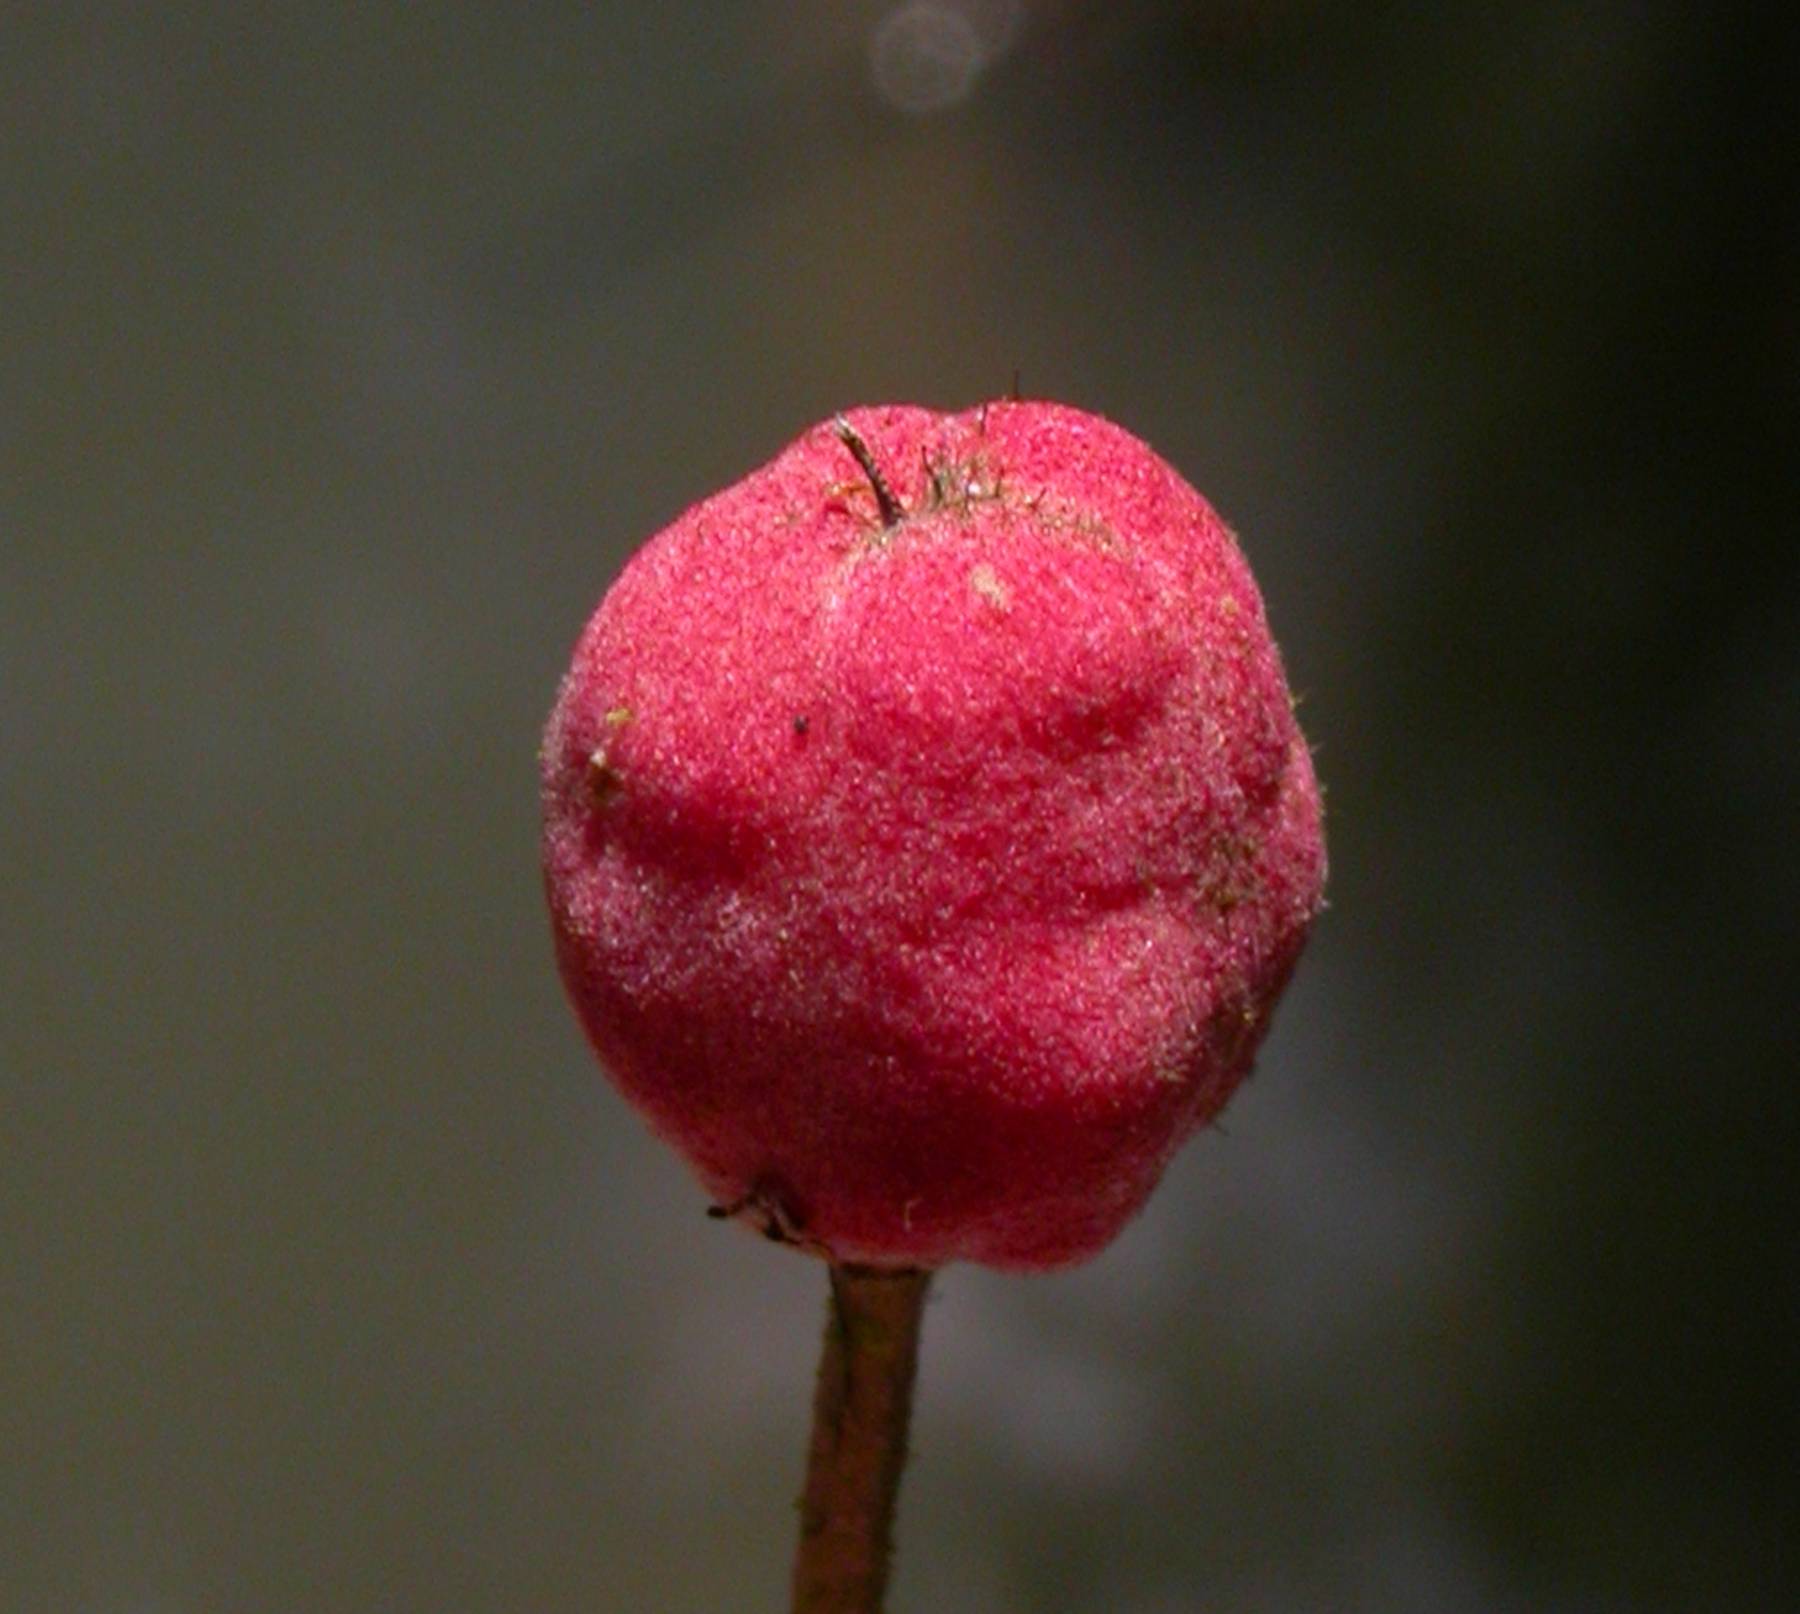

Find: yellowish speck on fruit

[970,563,1011,609]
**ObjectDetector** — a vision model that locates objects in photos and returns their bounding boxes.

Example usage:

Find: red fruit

[541,402,1324,1271]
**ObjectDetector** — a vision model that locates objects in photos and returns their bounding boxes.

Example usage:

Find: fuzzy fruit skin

[542,402,1324,1271]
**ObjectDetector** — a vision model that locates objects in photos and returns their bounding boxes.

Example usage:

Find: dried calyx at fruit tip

[542,401,1325,1271]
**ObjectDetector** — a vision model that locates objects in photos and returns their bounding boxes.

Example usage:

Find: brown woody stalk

[790,1264,932,1614]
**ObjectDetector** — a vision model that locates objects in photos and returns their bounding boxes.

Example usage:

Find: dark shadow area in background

[2,3,1794,1611]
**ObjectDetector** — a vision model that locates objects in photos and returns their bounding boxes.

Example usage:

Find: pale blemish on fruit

[969,563,1011,609]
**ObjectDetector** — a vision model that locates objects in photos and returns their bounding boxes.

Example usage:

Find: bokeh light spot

[870,3,988,115]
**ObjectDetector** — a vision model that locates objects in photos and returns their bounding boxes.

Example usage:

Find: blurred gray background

[4,2,1794,1610]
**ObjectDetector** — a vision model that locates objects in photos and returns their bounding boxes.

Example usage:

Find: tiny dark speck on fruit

[794,715,810,736]
[586,748,621,804]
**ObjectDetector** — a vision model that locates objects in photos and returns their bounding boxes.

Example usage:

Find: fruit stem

[833,417,905,528]
[791,1264,932,1614]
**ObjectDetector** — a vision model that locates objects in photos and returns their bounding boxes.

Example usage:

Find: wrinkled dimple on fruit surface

[541,401,1325,1270]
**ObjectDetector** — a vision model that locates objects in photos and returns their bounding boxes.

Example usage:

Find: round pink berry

[542,401,1325,1270]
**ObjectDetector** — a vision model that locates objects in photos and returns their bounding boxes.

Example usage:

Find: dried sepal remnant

[833,415,904,528]
[706,1176,828,1256]
[541,401,1325,1271]
[832,416,1008,533]
[919,444,1005,515]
